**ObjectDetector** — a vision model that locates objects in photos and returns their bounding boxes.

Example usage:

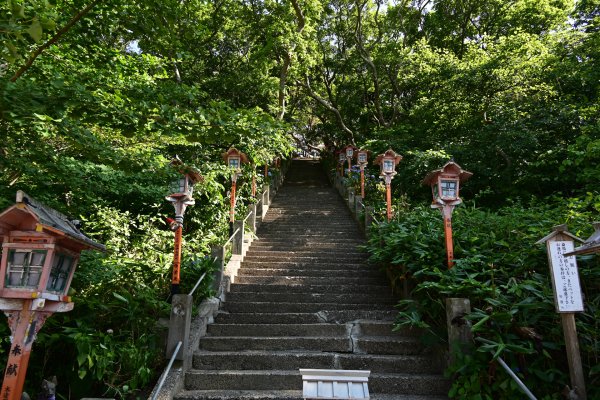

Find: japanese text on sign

[549,241,584,313]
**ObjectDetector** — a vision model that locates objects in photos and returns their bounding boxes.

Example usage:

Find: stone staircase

[176,159,448,400]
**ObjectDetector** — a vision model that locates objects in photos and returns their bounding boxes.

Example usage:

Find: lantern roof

[563,222,600,256]
[374,149,402,166]
[0,191,105,252]
[422,160,473,186]
[221,147,249,164]
[170,156,203,183]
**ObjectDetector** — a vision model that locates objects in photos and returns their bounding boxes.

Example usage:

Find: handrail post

[261,186,270,218]
[347,188,355,213]
[446,298,473,365]
[232,220,244,255]
[211,245,226,294]
[365,206,374,238]
[354,195,363,224]
[249,204,257,233]
[166,294,192,368]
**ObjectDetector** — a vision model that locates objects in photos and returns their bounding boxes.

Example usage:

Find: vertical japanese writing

[549,241,584,312]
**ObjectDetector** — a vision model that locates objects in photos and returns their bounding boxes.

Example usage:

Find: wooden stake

[442,205,454,269]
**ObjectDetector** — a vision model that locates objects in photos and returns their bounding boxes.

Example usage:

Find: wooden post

[2,302,50,400]
[446,298,472,365]
[538,227,586,399]
[360,166,365,198]
[229,180,237,223]
[252,174,256,197]
[385,182,392,222]
[442,205,455,269]
[171,225,183,293]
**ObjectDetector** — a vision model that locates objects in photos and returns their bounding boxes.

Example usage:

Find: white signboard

[548,241,584,313]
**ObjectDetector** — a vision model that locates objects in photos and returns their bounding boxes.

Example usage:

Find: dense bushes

[365,197,600,399]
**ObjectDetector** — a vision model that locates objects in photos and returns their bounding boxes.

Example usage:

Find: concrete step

[223,301,394,314]
[192,351,441,374]
[354,336,424,355]
[233,276,387,286]
[224,292,395,304]
[199,336,351,352]
[240,261,372,270]
[236,268,382,278]
[245,249,366,258]
[250,242,364,249]
[206,323,349,337]
[184,370,449,395]
[214,310,396,324]
[229,283,390,294]
[242,254,369,263]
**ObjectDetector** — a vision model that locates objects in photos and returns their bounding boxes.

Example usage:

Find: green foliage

[365,199,600,399]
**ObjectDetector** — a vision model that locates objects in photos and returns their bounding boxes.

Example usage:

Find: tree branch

[10,0,104,82]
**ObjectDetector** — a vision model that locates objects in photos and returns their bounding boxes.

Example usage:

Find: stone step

[192,351,441,374]
[244,250,366,259]
[176,390,448,400]
[242,254,369,263]
[233,276,387,286]
[240,261,372,270]
[224,292,395,304]
[206,323,349,337]
[223,301,394,314]
[229,283,390,294]
[199,336,352,352]
[250,242,364,249]
[236,268,382,278]
[184,370,449,395]
[256,233,364,240]
[214,310,396,325]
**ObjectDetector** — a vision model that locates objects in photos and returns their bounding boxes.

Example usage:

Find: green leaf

[27,18,43,42]
[112,292,129,303]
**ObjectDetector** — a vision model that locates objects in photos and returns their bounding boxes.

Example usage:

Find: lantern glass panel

[432,183,439,200]
[358,153,367,163]
[338,153,345,162]
[440,179,458,199]
[46,253,73,293]
[346,148,354,158]
[229,157,240,169]
[383,159,394,173]
[169,177,187,194]
[6,249,46,289]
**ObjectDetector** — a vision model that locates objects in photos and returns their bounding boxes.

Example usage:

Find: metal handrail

[224,228,240,246]
[475,337,537,400]
[188,272,207,297]
[243,209,253,222]
[151,341,182,400]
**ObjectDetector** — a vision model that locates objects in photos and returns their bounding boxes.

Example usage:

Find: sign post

[537,225,586,400]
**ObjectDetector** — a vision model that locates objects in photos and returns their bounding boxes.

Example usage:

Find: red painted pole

[252,174,256,197]
[360,167,365,198]
[230,180,237,223]
[171,225,182,291]
[386,182,392,222]
[1,303,50,400]
[442,205,454,269]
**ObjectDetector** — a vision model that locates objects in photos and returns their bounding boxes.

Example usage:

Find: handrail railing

[151,341,182,400]
[475,337,537,400]
[224,228,240,246]
[188,272,207,297]
[243,209,253,222]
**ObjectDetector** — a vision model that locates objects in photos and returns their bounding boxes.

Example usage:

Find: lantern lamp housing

[374,149,402,177]
[166,157,203,204]
[357,151,368,164]
[345,146,354,159]
[0,191,105,302]
[423,161,472,205]
[338,152,346,164]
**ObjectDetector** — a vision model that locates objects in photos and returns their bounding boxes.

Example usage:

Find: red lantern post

[222,148,248,233]
[374,149,402,222]
[423,161,472,269]
[357,150,369,198]
[166,158,203,295]
[0,191,105,400]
